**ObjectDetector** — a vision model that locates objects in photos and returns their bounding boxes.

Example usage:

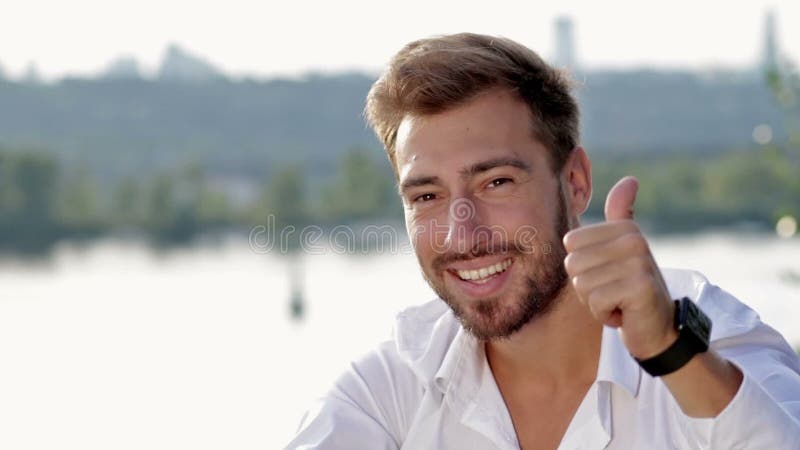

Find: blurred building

[761,9,779,72]
[553,16,577,71]
[22,62,42,84]
[158,44,223,82]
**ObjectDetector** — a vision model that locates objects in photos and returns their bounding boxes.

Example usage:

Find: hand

[563,176,677,359]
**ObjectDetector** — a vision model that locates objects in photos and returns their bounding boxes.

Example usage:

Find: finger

[563,220,639,253]
[586,284,624,325]
[585,275,647,326]
[605,311,623,328]
[604,176,639,222]
[570,255,648,299]
[564,232,650,276]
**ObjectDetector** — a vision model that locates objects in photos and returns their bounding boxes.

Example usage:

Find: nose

[444,196,484,255]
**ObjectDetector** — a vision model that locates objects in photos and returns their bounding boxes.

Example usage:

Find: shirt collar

[394,299,643,397]
[432,323,643,399]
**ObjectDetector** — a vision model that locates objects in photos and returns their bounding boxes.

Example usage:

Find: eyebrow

[460,157,532,178]
[398,156,533,195]
[399,175,441,195]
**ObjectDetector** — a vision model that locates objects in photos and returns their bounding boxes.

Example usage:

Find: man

[285,33,800,449]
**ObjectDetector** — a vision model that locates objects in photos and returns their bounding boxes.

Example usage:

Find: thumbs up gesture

[563,176,677,359]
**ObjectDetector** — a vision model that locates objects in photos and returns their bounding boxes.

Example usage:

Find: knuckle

[587,295,602,317]
[562,235,573,252]
[572,275,588,294]
[562,229,582,252]
[587,287,606,306]
[620,232,648,254]
[564,253,576,274]
[619,219,640,233]
[588,290,611,317]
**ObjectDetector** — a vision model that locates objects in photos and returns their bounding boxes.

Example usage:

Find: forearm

[660,347,800,449]
[661,346,744,417]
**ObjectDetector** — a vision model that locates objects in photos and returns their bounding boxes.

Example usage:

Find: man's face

[395,88,572,341]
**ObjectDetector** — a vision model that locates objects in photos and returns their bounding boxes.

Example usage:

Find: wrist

[635,297,712,377]
[630,299,680,360]
[635,327,679,360]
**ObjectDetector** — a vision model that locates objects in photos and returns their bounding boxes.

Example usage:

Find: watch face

[684,299,711,344]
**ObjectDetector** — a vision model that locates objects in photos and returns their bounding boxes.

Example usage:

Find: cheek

[482,203,553,245]
[405,216,433,258]
[407,219,453,269]
[483,202,541,228]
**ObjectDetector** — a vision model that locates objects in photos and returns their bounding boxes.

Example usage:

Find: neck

[484,285,603,390]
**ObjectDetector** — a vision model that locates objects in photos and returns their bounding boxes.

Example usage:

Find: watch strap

[635,298,710,377]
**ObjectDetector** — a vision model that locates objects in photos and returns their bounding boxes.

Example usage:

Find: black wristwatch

[635,297,712,377]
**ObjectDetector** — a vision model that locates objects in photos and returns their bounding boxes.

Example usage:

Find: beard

[420,183,571,341]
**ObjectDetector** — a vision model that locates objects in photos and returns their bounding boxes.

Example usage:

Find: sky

[0,0,798,80]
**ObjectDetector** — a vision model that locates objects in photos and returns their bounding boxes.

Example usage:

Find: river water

[0,233,798,449]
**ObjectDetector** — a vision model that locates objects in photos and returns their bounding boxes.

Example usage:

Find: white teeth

[456,258,512,282]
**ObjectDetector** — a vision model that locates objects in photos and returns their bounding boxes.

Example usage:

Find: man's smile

[445,257,515,297]
[449,257,513,283]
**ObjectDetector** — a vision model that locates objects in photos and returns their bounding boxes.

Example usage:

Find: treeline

[0,70,788,183]
[0,147,400,254]
[2,142,799,255]
[587,146,800,232]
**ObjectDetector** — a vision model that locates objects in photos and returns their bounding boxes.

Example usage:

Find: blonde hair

[364,32,579,175]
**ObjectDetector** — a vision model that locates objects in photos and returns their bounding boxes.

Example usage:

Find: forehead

[395,89,545,181]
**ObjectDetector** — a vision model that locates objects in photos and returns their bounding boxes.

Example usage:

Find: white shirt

[285,268,800,449]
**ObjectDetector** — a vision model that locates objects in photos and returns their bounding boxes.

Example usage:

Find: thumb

[604,176,639,221]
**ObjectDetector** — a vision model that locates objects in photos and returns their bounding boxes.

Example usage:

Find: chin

[442,285,534,341]
[433,264,568,341]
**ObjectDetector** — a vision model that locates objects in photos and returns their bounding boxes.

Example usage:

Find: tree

[0,151,61,252]
[319,147,398,223]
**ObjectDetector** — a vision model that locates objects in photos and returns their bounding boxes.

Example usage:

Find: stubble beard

[420,186,571,341]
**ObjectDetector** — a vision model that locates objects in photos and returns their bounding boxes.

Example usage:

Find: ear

[560,146,592,217]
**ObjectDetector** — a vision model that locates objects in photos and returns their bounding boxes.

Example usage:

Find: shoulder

[312,299,460,443]
[393,298,462,375]
[337,298,460,400]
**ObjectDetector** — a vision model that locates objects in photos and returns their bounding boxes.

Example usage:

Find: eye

[488,177,513,188]
[413,193,437,203]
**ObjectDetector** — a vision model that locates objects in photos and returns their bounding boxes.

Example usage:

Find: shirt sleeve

[671,323,800,449]
[284,341,423,450]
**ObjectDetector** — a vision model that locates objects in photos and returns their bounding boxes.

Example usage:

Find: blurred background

[1,0,798,448]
